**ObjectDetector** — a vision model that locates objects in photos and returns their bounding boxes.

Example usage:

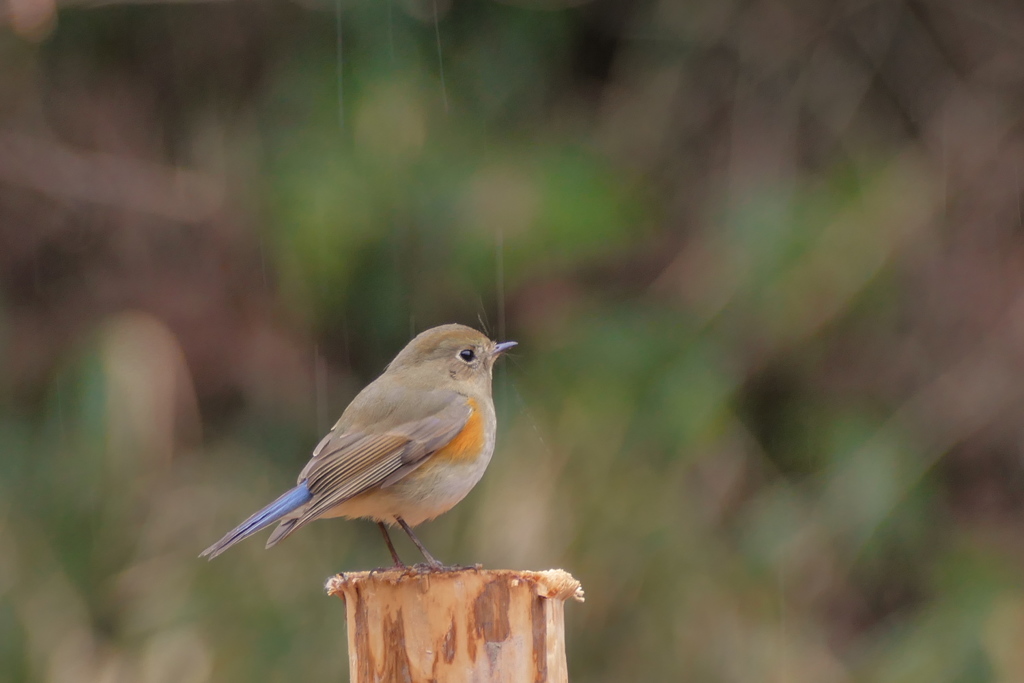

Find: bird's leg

[396,516,442,568]
[378,522,405,567]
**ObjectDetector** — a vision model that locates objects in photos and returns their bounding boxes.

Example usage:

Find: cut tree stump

[326,567,584,683]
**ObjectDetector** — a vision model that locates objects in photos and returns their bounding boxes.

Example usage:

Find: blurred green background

[4,0,1024,681]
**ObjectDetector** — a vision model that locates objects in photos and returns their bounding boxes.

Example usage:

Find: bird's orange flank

[432,399,485,464]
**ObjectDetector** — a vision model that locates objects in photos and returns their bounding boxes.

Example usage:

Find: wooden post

[326,567,584,683]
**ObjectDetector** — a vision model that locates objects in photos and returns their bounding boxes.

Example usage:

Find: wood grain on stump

[326,567,584,683]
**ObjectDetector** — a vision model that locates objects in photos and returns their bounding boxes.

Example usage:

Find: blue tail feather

[200,482,312,560]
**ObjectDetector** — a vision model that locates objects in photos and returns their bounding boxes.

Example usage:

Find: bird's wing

[273,391,471,539]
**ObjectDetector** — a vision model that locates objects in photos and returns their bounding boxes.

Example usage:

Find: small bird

[200,323,516,567]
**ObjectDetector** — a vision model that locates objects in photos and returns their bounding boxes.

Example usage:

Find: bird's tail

[200,483,312,560]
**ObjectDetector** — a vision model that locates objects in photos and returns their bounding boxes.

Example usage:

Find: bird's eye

[459,349,476,363]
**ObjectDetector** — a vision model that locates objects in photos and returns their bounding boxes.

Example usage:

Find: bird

[200,323,516,568]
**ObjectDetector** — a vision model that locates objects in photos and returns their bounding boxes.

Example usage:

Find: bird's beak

[492,341,517,356]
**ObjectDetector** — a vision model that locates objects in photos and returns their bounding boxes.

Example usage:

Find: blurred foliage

[4,0,1024,681]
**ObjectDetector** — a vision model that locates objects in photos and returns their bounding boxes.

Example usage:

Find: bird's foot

[409,562,483,573]
[369,563,406,575]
